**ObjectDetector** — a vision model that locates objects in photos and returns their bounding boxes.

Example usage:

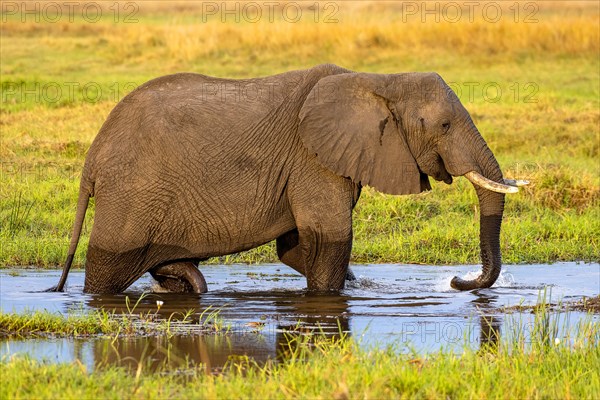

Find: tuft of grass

[0,309,120,337]
[4,192,35,238]
[0,295,225,338]
[572,296,600,313]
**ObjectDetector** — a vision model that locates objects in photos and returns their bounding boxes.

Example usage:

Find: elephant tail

[50,187,91,292]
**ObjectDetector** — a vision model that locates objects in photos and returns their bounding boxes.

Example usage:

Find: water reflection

[84,291,353,372]
[75,292,504,372]
[478,315,501,353]
[82,310,502,372]
[272,293,351,333]
[470,292,502,353]
[470,290,499,308]
[92,334,276,373]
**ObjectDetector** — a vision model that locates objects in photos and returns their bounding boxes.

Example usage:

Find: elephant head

[298,72,526,290]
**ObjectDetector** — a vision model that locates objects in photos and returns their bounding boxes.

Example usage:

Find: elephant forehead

[384,73,449,101]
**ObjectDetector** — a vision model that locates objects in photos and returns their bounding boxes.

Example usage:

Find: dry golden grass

[89,11,600,64]
[2,1,598,65]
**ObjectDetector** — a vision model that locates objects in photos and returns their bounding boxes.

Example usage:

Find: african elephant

[53,64,526,294]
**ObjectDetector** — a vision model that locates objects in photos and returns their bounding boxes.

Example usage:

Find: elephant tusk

[503,178,530,187]
[464,171,519,194]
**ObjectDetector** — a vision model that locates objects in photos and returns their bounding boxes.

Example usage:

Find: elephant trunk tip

[43,285,63,293]
[450,275,495,291]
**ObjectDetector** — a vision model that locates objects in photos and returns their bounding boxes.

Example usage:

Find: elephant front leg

[298,225,353,291]
[150,262,207,293]
[277,229,356,281]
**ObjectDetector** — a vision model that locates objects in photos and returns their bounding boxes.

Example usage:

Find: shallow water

[1,263,598,372]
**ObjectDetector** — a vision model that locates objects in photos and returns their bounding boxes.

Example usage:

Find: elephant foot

[151,262,207,294]
[346,268,356,281]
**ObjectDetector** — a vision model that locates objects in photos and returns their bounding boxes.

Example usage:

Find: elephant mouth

[418,154,454,185]
[432,163,453,185]
[422,168,452,185]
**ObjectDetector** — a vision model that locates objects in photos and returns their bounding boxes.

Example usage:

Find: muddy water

[1,263,598,372]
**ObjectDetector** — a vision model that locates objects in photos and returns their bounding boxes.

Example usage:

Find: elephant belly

[180,211,296,258]
[154,194,295,258]
[90,195,295,272]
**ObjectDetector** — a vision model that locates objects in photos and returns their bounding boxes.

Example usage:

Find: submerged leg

[277,229,356,281]
[150,262,207,293]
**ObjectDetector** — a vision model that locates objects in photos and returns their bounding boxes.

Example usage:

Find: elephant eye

[441,122,451,133]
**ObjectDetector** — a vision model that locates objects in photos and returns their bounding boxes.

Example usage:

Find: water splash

[495,271,516,287]
[433,275,458,293]
[433,269,517,292]
[345,276,400,292]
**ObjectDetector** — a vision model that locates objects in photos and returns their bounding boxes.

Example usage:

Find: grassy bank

[1,1,599,267]
[2,312,599,399]
[2,301,599,398]
[3,344,599,399]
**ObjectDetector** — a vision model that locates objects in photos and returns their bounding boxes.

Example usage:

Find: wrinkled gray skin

[54,64,505,294]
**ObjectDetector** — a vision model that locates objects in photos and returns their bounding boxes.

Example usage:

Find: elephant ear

[298,73,430,195]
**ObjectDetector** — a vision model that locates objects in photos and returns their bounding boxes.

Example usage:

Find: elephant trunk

[450,135,506,291]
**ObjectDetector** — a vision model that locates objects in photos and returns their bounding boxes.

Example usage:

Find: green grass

[0,309,122,336]
[1,2,599,267]
[2,345,598,399]
[0,295,226,337]
[2,311,599,399]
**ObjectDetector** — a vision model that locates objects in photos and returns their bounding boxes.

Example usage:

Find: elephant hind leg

[150,262,207,294]
[84,245,148,293]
